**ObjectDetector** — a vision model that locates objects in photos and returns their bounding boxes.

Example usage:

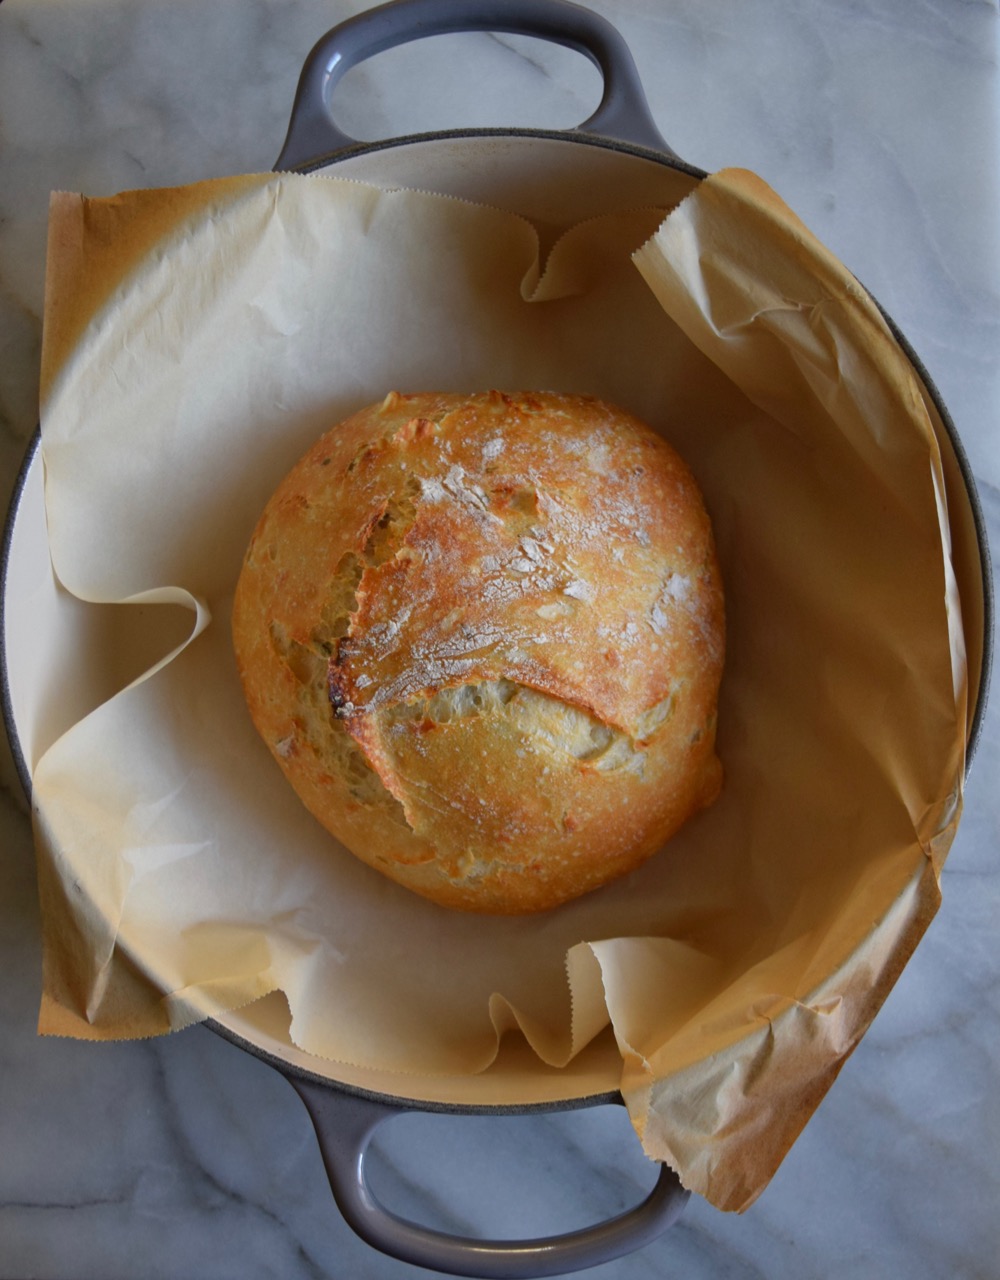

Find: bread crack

[381,678,653,775]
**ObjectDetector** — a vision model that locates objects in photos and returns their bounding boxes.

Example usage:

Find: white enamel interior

[3,132,988,1108]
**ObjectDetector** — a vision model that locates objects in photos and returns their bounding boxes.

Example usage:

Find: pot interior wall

[302,131,702,237]
[4,130,989,1109]
[218,992,626,1108]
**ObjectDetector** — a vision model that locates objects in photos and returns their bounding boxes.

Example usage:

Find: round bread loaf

[232,391,724,913]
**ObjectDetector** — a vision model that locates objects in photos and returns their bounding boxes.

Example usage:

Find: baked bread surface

[232,390,724,913]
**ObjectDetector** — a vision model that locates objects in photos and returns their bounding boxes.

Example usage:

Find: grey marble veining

[1,1,999,1277]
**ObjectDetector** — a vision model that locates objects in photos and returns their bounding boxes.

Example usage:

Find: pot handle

[287,1074,689,1279]
[274,0,678,172]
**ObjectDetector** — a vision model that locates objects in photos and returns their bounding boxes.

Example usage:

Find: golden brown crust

[232,390,724,913]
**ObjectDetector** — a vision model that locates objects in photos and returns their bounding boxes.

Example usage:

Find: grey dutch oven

[2,1,993,1276]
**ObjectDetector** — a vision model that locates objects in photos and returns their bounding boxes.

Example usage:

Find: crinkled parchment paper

[32,168,967,1211]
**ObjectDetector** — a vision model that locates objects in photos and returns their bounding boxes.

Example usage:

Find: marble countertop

[1,1,998,1277]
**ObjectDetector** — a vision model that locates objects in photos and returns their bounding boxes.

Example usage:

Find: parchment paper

[32,168,967,1211]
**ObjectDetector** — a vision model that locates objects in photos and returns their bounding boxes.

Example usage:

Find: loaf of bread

[232,391,724,913]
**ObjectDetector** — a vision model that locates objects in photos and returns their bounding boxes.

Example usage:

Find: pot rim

[286,121,708,181]
[1,122,993,1115]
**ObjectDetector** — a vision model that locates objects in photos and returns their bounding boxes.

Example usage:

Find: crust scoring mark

[382,678,674,774]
